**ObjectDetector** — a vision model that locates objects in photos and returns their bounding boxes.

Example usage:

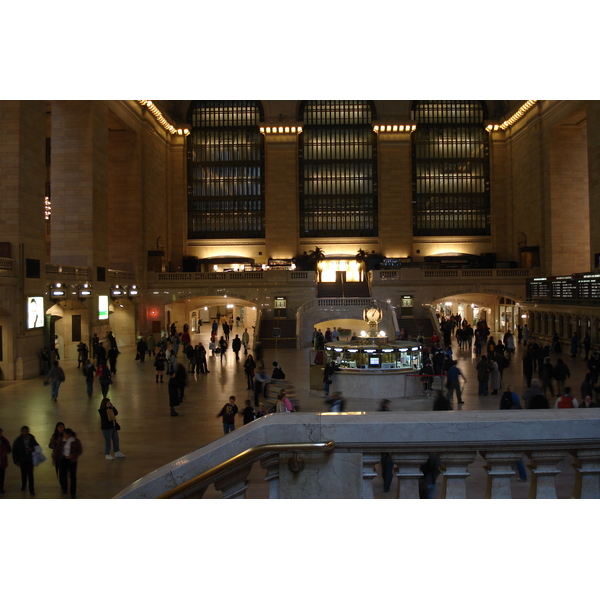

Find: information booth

[323,339,424,399]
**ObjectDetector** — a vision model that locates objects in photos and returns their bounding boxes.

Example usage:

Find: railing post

[439,451,477,499]
[213,465,253,499]
[571,449,600,499]
[260,454,280,499]
[481,451,522,499]
[361,453,381,499]
[391,452,429,499]
[526,450,565,499]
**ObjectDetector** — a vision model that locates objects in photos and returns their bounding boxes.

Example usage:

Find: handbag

[32,445,47,467]
[115,422,121,431]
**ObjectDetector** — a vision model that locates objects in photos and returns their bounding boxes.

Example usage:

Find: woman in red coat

[52,428,83,499]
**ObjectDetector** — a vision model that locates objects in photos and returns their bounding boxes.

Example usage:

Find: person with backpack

[555,387,578,408]
[499,385,522,410]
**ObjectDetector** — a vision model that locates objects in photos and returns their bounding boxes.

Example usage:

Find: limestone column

[526,450,565,499]
[481,450,523,499]
[391,451,429,499]
[439,450,477,499]
[585,101,600,268]
[50,101,109,270]
[0,101,47,379]
[213,464,253,498]
[376,127,413,258]
[571,449,600,499]
[260,454,280,499]
[361,452,382,499]
[262,127,300,260]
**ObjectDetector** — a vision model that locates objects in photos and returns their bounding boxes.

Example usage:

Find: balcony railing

[371,268,531,282]
[114,411,600,499]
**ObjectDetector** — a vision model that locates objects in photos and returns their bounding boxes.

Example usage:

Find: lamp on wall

[50,283,67,300]
[110,285,123,298]
[78,283,93,299]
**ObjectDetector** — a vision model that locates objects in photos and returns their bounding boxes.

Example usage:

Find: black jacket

[12,433,40,465]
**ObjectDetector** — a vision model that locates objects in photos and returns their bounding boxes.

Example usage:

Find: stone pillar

[0,101,47,379]
[213,464,253,499]
[481,450,522,499]
[526,450,565,499]
[361,452,381,499]
[585,101,600,268]
[391,452,429,499]
[571,449,600,499]
[50,101,109,269]
[376,129,413,258]
[260,454,280,499]
[439,451,477,499]
[262,128,300,259]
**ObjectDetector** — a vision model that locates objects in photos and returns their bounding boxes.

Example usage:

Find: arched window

[187,101,264,239]
[298,101,377,237]
[412,101,490,236]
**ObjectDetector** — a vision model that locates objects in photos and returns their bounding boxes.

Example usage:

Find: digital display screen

[98,295,109,320]
[369,357,380,366]
[27,296,43,329]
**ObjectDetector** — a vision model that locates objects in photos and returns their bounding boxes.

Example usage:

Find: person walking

[217,396,238,435]
[82,358,96,399]
[107,345,119,374]
[554,358,571,395]
[95,361,112,399]
[168,372,180,417]
[136,337,148,363]
[0,428,11,494]
[583,333,591,361]
[40,347,52,376]
[45,360,66,402]
[323,360,340,397]
[197,343,209,374]
[445,360,466,405]
[218,336,228,363]
[52,428,83,498]
[242,328,250,355]
[154,347,166,382]
[48,421,66,480]
[98,398,125,460]
[231,335,242,361]
[12,426,40,495]
[242,399,256,424]
[476,355,490,396]
[147,334,156,358]
[244,355,256,390]
[540,357,555,397]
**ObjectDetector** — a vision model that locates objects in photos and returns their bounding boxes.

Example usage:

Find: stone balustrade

[114,410,600,499]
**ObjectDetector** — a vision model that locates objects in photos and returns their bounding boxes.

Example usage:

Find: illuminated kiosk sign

[98,295,109,320]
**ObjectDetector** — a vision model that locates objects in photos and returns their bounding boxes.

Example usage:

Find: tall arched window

[412,101,490,236]
[187,101,264,239]
[298,101,377,237]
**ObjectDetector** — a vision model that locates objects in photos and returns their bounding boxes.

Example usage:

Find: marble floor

[0,326,594,500]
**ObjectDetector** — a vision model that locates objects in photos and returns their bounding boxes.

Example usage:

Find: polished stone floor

[0,326,595,501]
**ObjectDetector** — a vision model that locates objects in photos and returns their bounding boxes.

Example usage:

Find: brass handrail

[158,440,335,499]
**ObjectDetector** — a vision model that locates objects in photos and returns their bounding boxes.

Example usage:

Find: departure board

[528,278,551,299]
[552,277,578,299]
[577,274,600,300]
[528,273,600,301]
